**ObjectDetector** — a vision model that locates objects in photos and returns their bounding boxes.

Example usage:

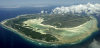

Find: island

[0,14,98,46]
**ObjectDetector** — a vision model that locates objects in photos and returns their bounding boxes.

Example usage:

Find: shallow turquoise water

[0,7,100,48]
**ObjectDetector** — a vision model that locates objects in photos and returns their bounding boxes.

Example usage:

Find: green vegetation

[3,14,91,43]
[42,14,91,28]
[7,22,58,42]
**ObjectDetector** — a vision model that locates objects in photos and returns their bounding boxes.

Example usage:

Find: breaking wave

[52,3,100,16]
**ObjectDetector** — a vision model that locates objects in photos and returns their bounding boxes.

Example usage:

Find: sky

[0,0,100,8]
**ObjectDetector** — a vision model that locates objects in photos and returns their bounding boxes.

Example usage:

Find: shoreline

[0,21,98,47]
[0,15,99,46]
[0,19,61,46]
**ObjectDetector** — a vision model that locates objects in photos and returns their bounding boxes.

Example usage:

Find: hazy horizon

[0,0,100,8]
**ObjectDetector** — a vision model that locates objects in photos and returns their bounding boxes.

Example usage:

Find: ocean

[0,7,100,48]
[0,7,51,48]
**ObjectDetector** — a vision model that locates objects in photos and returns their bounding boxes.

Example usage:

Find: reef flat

[0,14,98,46]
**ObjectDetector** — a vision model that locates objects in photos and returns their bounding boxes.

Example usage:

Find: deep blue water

[0,7,53,48]
[0,7,100,48]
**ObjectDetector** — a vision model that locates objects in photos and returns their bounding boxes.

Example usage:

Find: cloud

[89,39,100,48]
[52,3,100,15]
